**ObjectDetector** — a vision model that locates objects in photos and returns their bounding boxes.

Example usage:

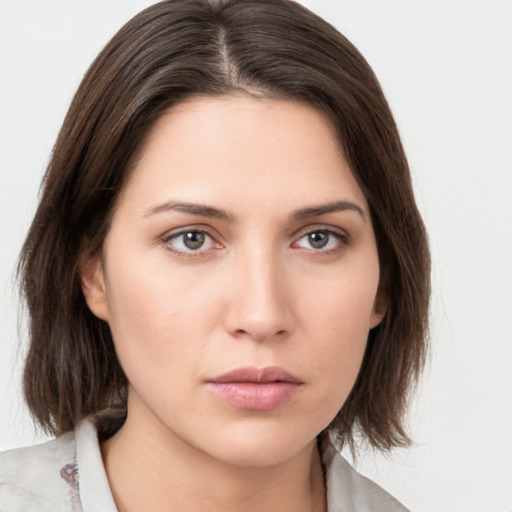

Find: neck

[101,395,326,512]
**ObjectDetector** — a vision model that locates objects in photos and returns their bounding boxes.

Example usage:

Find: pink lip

[206,366,303,411]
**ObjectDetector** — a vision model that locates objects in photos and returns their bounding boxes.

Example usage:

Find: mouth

[206,366,304,411]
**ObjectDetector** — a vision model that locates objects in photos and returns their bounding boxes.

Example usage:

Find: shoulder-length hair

[19,0,430,451]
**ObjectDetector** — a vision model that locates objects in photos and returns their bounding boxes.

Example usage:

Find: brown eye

[165,230,216,253]
[182,231,205,250]
[294,229,347,251]
[307,232,329,249]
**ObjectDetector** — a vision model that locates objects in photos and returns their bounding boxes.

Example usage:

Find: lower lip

[207,382,302,411]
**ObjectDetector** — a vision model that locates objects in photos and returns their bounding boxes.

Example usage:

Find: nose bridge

[225,241,291,341]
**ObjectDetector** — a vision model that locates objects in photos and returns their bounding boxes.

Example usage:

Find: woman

[0,1,430,511]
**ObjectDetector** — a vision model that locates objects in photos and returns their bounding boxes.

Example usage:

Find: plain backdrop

[1,1,511,511]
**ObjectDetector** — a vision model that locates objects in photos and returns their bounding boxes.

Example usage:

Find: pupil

[309,231,328,249]
[184,232,205,249]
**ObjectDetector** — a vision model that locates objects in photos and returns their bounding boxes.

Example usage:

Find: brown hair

[19,0,430,451]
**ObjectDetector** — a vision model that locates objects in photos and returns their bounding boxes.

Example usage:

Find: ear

[369,286,388,329]
[79,253,110,321]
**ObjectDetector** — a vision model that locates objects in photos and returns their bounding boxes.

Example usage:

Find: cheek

[301,268,379,400]
[102,255,212,380]
[305,265,379,343]
[311,315,368,396]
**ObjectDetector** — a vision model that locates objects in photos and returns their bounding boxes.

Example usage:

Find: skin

[81,95,386,512]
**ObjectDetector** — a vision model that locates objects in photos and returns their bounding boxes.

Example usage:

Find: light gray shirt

[0,419,409,511]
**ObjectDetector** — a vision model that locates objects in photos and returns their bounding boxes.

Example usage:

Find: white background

[1,1,511,511]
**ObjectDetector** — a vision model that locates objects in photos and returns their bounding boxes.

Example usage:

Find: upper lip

[207,366,303,384]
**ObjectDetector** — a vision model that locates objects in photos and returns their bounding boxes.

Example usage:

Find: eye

[294,229,347,251]
[164,230,218,254]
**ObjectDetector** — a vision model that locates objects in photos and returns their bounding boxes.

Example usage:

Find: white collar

[75,418,408,512]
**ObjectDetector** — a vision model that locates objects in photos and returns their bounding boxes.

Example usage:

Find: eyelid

[161,225,223,256]
[291,224,351,252]
[292,223,349,241]
[159,223,350,257]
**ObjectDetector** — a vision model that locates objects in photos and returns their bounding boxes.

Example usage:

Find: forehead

[117,95,368,217]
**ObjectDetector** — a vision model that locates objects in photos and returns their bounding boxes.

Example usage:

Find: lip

[206,366,304,411]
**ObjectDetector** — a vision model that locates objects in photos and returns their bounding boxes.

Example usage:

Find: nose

[223,247,294,343]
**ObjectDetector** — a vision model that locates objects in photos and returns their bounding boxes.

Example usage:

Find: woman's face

[82,96,385,466]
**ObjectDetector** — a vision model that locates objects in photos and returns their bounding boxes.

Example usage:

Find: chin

[215,445,304,468]
[204,423,318,468]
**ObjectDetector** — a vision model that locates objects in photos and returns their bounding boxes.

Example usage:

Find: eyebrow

[144,201,234,221]
[290,200,366,222]
[144,199,365,222]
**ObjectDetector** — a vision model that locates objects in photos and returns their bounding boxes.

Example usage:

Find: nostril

[234,328,265,341]
[232,328,288,342]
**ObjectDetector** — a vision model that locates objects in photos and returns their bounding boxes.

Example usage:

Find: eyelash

[292,228,349,254]
[161,226,350,258]
[161,227,219,258]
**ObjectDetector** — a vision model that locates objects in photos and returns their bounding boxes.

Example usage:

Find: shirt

[0,418,409,511]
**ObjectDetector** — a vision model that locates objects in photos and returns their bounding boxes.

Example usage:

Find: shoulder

[0,418,117,512]
[0,431,77,511]
[325,447,410,512]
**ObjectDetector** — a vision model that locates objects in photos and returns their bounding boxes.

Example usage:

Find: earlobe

[79,253,110,321]
[370,288,388,329]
